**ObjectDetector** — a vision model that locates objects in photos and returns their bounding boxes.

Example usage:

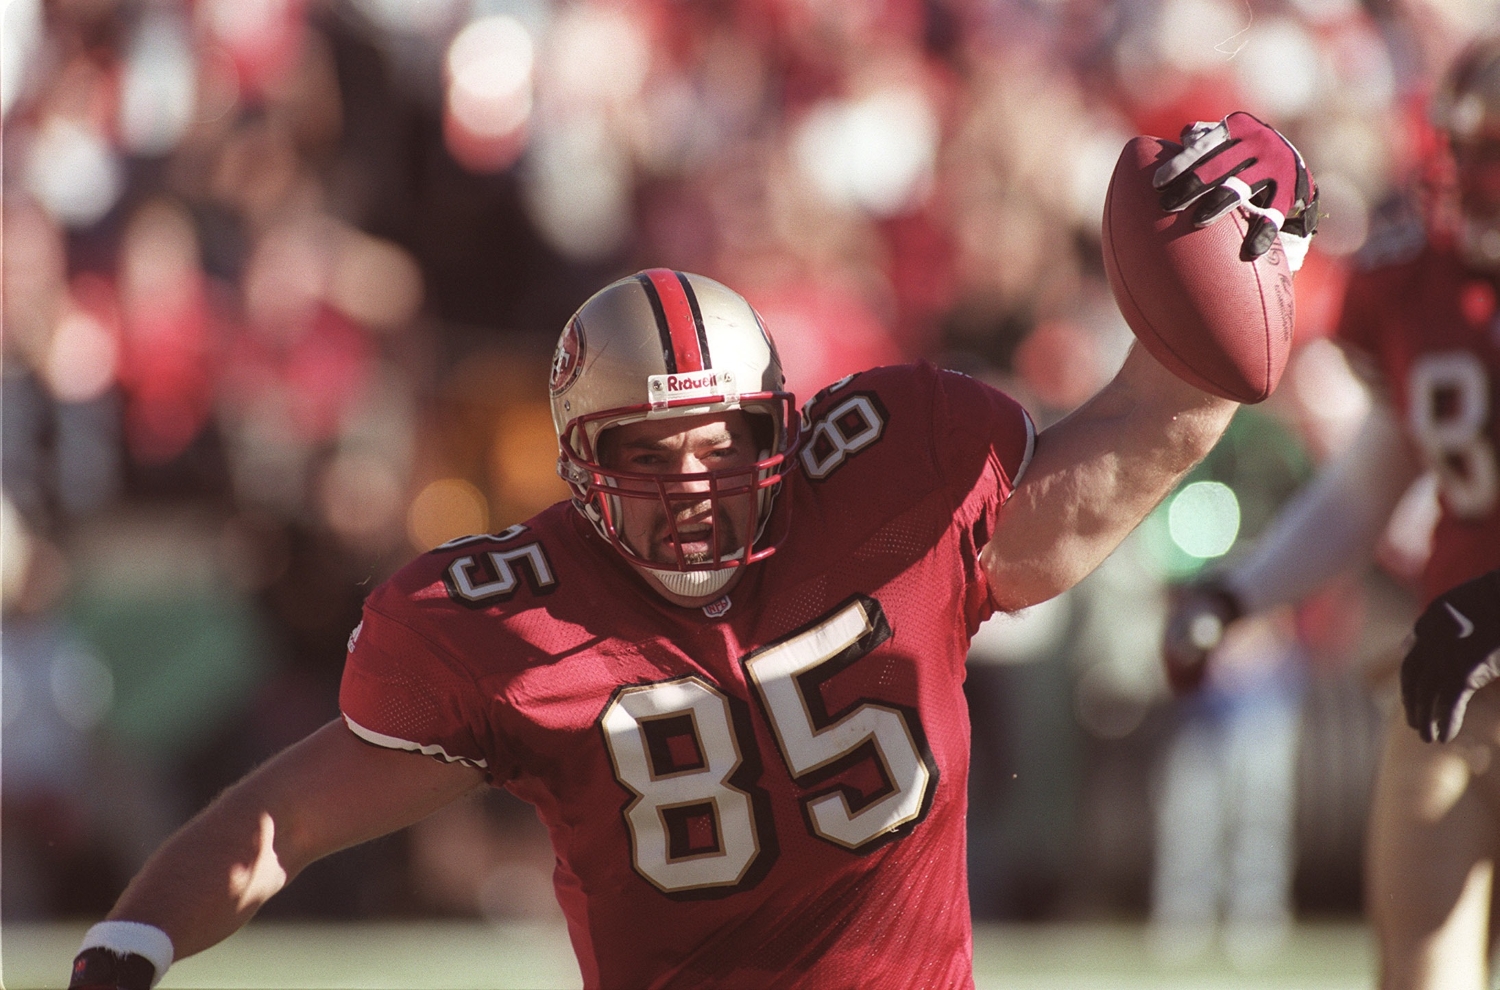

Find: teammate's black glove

[70,947,157,990]
[1401,568,1500,744]
[1152,111,1319,267]
[1162,577,1244,694]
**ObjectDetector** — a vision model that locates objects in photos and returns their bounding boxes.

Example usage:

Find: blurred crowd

[2,0,1492,938]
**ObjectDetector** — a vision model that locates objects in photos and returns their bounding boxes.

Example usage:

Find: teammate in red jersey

[1165,36,1500,990]
[71,117,1314,989]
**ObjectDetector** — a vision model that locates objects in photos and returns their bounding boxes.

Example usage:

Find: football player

[71,119,1313,989]
[1164,36,1500,990]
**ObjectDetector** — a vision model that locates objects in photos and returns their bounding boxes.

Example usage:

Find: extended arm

[1160,392,1421,691]
[94,719,484,970]
[984,111,1317,613]
[1219,397,1420,613]
[982,343,1238,612]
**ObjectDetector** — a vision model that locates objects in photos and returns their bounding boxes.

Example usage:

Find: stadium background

[1,0,1488,985]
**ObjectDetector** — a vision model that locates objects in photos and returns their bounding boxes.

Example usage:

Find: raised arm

[982,343,1238,612]
[980,111,1318,614]
[80,719,485,983]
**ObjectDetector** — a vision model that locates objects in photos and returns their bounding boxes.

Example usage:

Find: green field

[4,920,1372,989]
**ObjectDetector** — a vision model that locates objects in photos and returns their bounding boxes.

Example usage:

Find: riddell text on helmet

[648,369,736,406]
[668,372,720,391]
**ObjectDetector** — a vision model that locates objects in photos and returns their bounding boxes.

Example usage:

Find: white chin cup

[652,566,738,599]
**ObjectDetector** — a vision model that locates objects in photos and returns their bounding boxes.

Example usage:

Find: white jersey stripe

[342,714,489,768]
[1010,409,1038,492]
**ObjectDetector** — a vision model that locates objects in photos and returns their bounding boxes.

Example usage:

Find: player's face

[598,411,761,568]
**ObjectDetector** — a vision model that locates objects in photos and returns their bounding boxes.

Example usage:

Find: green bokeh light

[1167,480,1241,559]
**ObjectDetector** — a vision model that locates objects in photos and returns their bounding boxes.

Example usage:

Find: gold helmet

[1432,35,1500,268]
[549,270,799,582]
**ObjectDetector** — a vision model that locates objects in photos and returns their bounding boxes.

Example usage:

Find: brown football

[1101,135,1295,403]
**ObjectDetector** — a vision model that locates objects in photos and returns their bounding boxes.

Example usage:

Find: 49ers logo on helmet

[550,317,586,396]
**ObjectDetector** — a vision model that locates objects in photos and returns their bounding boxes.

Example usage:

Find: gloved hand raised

[1153,112,1319,269]
[1401,567,1500,744]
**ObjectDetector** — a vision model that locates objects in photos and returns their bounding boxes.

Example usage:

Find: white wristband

[79,921,175,988]
[1279,229,1312,273]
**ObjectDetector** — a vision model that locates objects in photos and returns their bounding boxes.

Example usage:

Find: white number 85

[599,597,936,898]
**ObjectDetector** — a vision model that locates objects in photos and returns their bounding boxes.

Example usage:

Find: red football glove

[1152,112,1319,268]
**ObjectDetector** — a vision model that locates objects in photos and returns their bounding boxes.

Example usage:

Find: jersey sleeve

[928,367,1036,628]
[339,596,514,780]
[931,367,1035,507]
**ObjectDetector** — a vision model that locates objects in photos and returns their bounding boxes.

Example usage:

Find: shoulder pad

[800,371,863,420]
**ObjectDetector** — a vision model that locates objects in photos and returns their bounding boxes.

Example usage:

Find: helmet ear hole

[747,412,775,456]
[594,426,621,470]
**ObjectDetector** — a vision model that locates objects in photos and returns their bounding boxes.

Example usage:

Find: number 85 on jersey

[599,596,937,898]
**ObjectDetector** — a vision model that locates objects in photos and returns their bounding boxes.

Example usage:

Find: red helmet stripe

[638,268,709,373]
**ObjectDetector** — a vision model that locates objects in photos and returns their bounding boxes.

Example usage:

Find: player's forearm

[984,344,1237,610]
[1224,400,1420,614]
[98,720,485,963]
[104,783,297,960]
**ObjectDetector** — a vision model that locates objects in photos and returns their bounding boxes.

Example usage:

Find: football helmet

[550,269,799,594]
[1432,35,1500,268]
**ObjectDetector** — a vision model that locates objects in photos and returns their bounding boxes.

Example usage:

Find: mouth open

[666,525,717,562]
[632,496,752,569]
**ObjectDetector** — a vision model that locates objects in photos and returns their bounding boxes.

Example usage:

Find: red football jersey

[340,362,1034,990]
[1336,234,1500,602]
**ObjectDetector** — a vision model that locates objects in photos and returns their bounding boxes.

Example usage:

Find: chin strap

[653,566,739,599]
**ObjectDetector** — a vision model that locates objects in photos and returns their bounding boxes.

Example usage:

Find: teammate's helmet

[1432,35,1500,268]
[549,269,800,582]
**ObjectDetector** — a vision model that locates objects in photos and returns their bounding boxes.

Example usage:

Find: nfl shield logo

[702,595,732,618]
